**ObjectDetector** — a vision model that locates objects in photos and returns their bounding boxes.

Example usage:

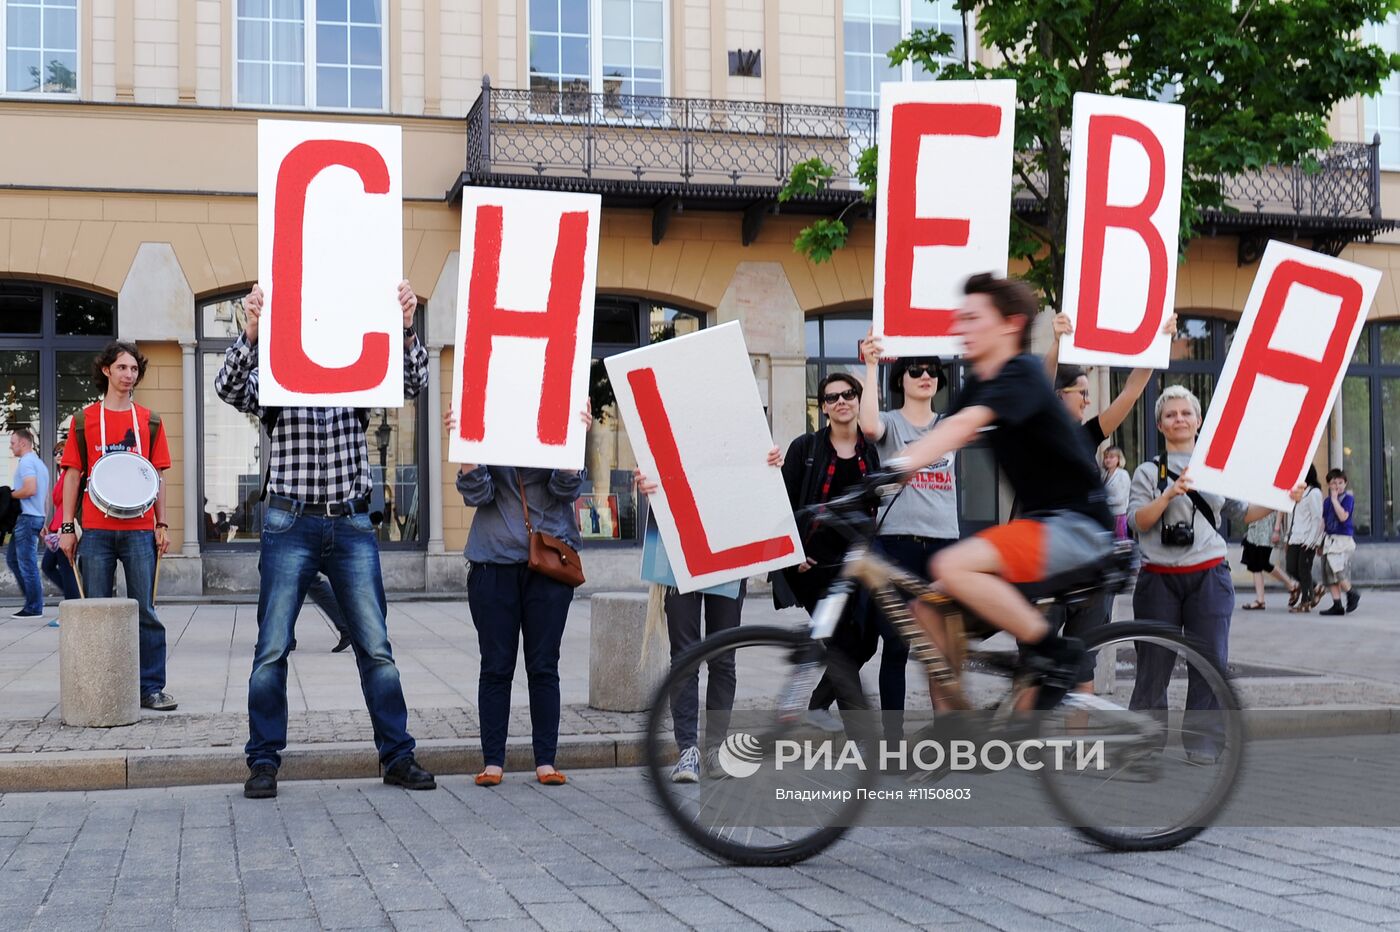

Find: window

[585,296,703,544]
[2,0,78,95]
[528,0,667,115]
[196,292,427,548]
[1343,322,1400,541]
[0,281,114,487]
[843,0,962,109]
[235,0,385,111]
[1366,17,1400,168]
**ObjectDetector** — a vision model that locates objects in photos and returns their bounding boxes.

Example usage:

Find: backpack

[71,406,163,523]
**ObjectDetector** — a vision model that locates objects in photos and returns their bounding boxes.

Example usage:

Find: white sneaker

[670,746,701,783]
[805,709,843,732]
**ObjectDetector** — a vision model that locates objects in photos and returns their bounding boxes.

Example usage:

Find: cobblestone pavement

[2,767,1398,931]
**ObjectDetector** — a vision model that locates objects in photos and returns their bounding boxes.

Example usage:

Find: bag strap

[515,471,536,535]
[1155,453,1217,530]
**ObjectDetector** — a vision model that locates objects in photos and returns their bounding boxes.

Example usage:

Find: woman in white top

[1286,465,1325,614]
[1101,445,1131,539]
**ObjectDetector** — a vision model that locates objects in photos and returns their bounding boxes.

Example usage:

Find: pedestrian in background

[1101,445,1131,540]
[6,427,49,619]
[1240,510,1295,611]
[452,406,592,788]
[1319,468,1360,616]
[41,437,81,613]
[1287,466,1324,614]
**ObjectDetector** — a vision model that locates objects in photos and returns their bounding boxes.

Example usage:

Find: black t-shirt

[949,354,1113,530]
[806,454,865,565]
[1082,414,1107,451]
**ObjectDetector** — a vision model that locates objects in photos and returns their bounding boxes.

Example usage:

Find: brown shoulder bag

[517,473,585,588]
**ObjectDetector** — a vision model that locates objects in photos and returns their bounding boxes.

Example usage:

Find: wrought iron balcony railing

[458,77,1389,250]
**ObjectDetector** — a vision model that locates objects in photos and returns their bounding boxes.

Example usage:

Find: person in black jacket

[777,373,882,727]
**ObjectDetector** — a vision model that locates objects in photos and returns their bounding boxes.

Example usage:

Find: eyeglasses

[1058,387,1090,400]
[903,366,938,379]
[821,389,860,404]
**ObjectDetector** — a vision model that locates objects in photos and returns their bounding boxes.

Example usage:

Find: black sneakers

[1319,602,1346,616]
[383,756,436,790]
[1346,590,1361,613]
[244,764,278,799]
[140,691,179,711]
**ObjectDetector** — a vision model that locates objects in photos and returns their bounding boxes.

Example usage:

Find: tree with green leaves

[783,0,1400,311]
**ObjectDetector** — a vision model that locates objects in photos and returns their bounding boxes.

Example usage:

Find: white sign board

[1189,241,1380,510]
[1060,93,1185,369]
[449,187,600,469]
[605,322,804,593]
[257,119,404,406]
[873,79,1017,357]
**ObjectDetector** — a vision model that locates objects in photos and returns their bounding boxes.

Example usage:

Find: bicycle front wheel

[1038,621,1245,852]
[644,625,876,866]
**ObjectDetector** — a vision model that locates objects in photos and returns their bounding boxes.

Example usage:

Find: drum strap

[72,407,162,522]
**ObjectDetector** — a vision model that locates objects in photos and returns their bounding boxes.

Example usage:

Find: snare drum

[87,451,160,520]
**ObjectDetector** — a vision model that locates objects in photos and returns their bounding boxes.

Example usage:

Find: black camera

[1160,521,1195,547]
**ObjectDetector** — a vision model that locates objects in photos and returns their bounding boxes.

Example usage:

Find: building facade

[2,0,1399,595]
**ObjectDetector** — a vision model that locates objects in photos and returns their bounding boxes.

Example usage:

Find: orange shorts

[975,519,1047,584]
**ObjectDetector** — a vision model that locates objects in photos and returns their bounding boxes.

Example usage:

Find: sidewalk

[2,587,1398,790]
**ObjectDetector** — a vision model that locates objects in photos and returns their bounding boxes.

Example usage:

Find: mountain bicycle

[644,472,1244,866]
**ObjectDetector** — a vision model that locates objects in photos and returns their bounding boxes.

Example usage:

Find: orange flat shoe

[475,770,502,786]
[536,770,567,786]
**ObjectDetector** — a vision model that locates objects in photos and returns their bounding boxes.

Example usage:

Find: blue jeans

[246,506,415,771]
[467,562,572,768]
[41,546,82,602]
[78,528,166,696]
[6,514,45,614]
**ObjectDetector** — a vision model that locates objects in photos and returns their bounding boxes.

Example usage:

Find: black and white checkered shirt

[214,332,430,504]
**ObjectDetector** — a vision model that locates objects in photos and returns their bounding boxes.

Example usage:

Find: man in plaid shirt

[215,280,437,800]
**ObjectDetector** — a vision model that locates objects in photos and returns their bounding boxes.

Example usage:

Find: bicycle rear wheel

[644,625,876,866]
[1038,621,1244,851]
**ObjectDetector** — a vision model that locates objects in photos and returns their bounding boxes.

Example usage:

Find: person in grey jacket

[1127,385,1278,761]
[449,406,591,788]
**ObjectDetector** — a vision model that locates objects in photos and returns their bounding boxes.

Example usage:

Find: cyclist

[892,274,1114,710]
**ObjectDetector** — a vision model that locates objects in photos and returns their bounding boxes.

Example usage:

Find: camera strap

[1155,454,1217,529]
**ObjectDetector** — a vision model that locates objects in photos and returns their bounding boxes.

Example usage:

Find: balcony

[453,77,1393,255]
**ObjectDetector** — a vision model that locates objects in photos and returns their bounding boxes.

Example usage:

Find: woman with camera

[1126,385,1277,760]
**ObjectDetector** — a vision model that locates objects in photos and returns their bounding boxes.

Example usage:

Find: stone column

[60,598,140,727]
[426,343,446,555]
[181,342,200,557]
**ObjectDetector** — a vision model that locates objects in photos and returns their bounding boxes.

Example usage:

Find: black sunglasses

[820,389,860,404]
[903,365,939,379]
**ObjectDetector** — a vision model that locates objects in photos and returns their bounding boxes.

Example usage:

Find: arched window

[195,291,427,550]
[586,295,706,543]
[0,281,116,480]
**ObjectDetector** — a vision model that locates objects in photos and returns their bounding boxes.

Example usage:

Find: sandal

[1289,603,1311,614]
[536,770,568,786]
[1287,585,1301,607]
[1242,601,1266,611]
[474,770,502,787]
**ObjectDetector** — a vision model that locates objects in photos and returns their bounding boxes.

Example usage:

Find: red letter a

[628,367,795,577]
[271,139,392,393]
[1203,260,1365,490]
[1074,115,1169,355]
[884,102,1002,338]
[459,205,589,446]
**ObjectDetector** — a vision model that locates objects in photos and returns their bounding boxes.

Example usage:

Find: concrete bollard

[60,598,140,728]
[589,592,669,712]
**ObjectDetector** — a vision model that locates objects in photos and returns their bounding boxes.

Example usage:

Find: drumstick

[74,555,85,600]
[153,548,163,602]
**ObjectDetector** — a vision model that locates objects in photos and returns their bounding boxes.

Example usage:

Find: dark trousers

[665,581,745,751]
[1130,563,1234,756]
[1286,545,1315,600]
[78,529,166,696]
[1045,591,1112,684]
[41,547,81,601]
[467,562,573,768]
